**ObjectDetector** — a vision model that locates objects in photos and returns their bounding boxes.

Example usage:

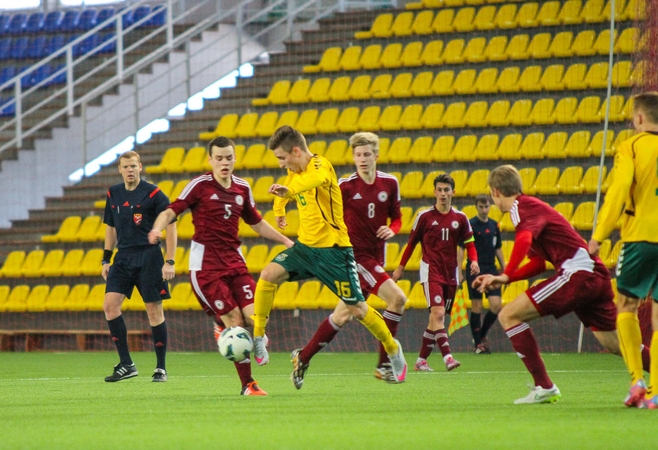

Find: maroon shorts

[422,281,457,313]
[355,255,390,297]
[526,268,616,332]
[190,269,256,317]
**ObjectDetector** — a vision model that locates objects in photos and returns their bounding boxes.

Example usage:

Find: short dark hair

[434,173,455,190]
[474,194,491,205]
[207,136,235,155]
[634,92,658,124]
[268,125,308,153]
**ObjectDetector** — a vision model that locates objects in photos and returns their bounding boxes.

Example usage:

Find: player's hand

[473,274,507,293]
[392,266,404,282]
[276,216,287,230]
[269,184,290,198]
[162,263,175,281]
[375,225,395,240]
[587,239,601,256]
[470,261,480,276]
[148,230,162,244]
[101,263,110,281]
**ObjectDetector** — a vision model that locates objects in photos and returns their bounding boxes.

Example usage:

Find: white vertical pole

[236,4,243,69]
[166,0,174,50]
[66,46,74,116]
[81,101,87,178]
[117,15,124,81]
[14,80,22,148]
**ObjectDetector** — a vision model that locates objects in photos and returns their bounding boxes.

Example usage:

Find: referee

[101,151,177,382]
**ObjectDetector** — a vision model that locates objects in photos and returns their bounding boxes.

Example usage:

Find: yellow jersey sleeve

[273,172,293,217]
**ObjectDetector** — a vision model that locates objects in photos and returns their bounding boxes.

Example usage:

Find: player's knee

[471,300,483,314]
[429,307,445,322]
[388,292,407,312]
[616,295,640,314]
[497,307,513,328]
[489,298,503,314]
[260,263,287,285]
[332,310,353,327]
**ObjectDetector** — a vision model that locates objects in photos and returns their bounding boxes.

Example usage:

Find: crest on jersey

[375,265,385,273]
[451,220,459,229]
[133,213,143,225]
[275,253,288,262]
[214,300,224,311]
[434,295,442,303]
[235,195,244,205]
[378,191,388,202]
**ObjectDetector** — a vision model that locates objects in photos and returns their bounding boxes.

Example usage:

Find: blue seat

[132,6,151,27]
[51,64,66,85]
[77,10,97,31]
[0,97,16,117]
[43,11,63,33]
[0,15,10,36]
[74,33,100,57]
[0,66,16,87]
[100,32,116,53]
[97,8,116,31]
[121,8,134,29]
[29,64,51,88]
[25,13,44,34]
[44,35,65,56]
[150,6,166,27]
[20,67,32,89]
[8,14,27,35]
[60,11,80,32]
[27,36,46,59]
[0,37,11,60]
[9,37,29,60]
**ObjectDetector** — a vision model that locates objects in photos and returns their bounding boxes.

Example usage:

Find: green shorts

[616,241,658,301]
[271,242,365,305]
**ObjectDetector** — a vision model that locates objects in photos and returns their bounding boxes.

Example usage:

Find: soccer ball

[218,326,253,362]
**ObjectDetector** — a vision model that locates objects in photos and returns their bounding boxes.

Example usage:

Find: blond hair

[349,132,379,154]
[488,165,523,196]
[118,151,140,163]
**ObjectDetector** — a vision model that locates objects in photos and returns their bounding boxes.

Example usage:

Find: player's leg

[498,292,560,403]
[373,277,407,373]
[646,299,658,408]
[470,297,484,352]
[144,301,168,382]
[252,261,290,365]
[480,294,502,351]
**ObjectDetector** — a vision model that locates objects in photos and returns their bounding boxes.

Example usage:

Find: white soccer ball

[218,326,254,362]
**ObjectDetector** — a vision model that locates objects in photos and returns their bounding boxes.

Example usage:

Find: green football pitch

[1,351,656,449]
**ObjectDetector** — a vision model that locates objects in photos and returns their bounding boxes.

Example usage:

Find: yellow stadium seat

[307,78,332,102]
[252,176,275,203]
[585,62,609,89]
[389,73,414,98]
[533,167,560,195]
[571,30,596,56]
[624,0,646,20]
[384,242,400,272]
[506,99,533,126]
[594,29,617,55]
[563,63,588,90]
[527,33,551,59]
[61,283,89,311]
[463,37,487,63]
[166,282,191,310]
[484,36,508,62]
[343,45,366,70]
[397,104,423,131]
[234,112,258,138]
[518,167,537,194]
[530,98,556,125]
[462,101,488,128]
[344,75,369,101]
[631,60,646,87]
[5,285,30,312]
[575,96,602,123]
[251,112,279,139]
[324,140,349,165]
[506,33,530,60]
[553,97,579,124]
[597,239,612,266]
[369,74,393,99]
[252,80,290,106]
[581,165,607,194]
[199,113,238,141]
[432,70,455,96]
[581,0,606,22]
[315,108,340,134]
[336,107,361,133]
[553,202,575,222]
[38,249,65,277]
[296,109,319,135]
[600,95,626,122]
[517,2,539,27]
[427,136,454,163]
[588,130,615,157]
[304,47,341,73]
[288,79,312,104]
[453,7,476,32]
[43,284,70,311]
[419,171,445,197]
[16,249,43,278]
[377,138,391,163]
[614,27,639,54]
[241,143,266,169]
[0,285,11,310]
[25,284,49,312]
[42,216,82,243]
[474,67,498,94]
[167,179,188,202]
[537,0,561,25]
[560,130,591,158]
[540,64,565,91]
[357,13,394,39]
[400,171,425,199]
[176,212,195,240]
[503,280,528,305]
[282,209,300,238]
[409,136,434,163]
[441,102,467,128]
[295,280,322,309]
[496,133,522,160]
[308,140,327,157]
[412,10,435,34]
[542,131,568,158]
[275,111,299,130]
[179,146,207,173]
[58,249,84,277]
[401,41,424,67]
[495,3,518,28]
[474,5,496,30]
[495,67,520,93]
[404,240,424,271]
[550,31,574,58]
[451,135,477,162]
[145,147,185,174]
[392,12,414,36]
[405,282,426,309]
[519,132,546,159]
[380,43,403,69]
[558,0,583,24]
[388,137,413,164]
[409,72,433,97]
[421,40,443,65]
[463,169,491,196]
[322,76,350,102]
[557,166,584,194]
[379,105,403,131]
[606,240,623,268]
[78,248,103,276]
[71,215,100,243]
[86,284,108,311]
[245,244,269,273]
[611,129,635,154]
[473,134,500,160]
[272,281,299,310]
[432,9,455,33]
[518,65,542,93]
[450,169,469,197]
[570,201,595,230]
[452,69,477,94]
[420,103,445,129]
[441,38,465,64]
[612,61,632,88]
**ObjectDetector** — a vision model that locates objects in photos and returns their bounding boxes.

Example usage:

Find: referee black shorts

[106,246,171,303]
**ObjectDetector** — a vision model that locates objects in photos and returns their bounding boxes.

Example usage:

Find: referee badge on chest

[133,213,143,225]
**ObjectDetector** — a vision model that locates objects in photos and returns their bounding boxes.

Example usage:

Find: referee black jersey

[468,216,501,267]
[103,180,171,250]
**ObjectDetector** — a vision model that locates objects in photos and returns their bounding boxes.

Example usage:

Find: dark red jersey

[168,173,261,271]
[339,171,401,263]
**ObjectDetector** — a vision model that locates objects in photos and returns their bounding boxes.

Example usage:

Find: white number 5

[223,204,232,219]
[243,285,253,299]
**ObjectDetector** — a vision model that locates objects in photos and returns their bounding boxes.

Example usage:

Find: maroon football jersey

[400,206,473,285]
[339,171,401,263]
[510,195,603,272]
[168,173,261,271]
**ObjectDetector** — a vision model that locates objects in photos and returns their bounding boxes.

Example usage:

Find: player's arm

[457,247,465,284]
[102,225,117,281]
[162,220,177,281]
[273,160,331,198]
[251,220,295,248]
[463,236,479,275]
[377,181,402,240]
[495,248,506,273]
[149,208,178,244]
[589,144,635,253]
[273,196,289,230]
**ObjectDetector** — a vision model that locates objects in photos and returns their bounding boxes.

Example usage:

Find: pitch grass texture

[0,352,656,449]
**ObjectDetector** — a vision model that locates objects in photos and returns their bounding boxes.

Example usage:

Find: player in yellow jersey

[589,92,658,408]
[251,126,408,384]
